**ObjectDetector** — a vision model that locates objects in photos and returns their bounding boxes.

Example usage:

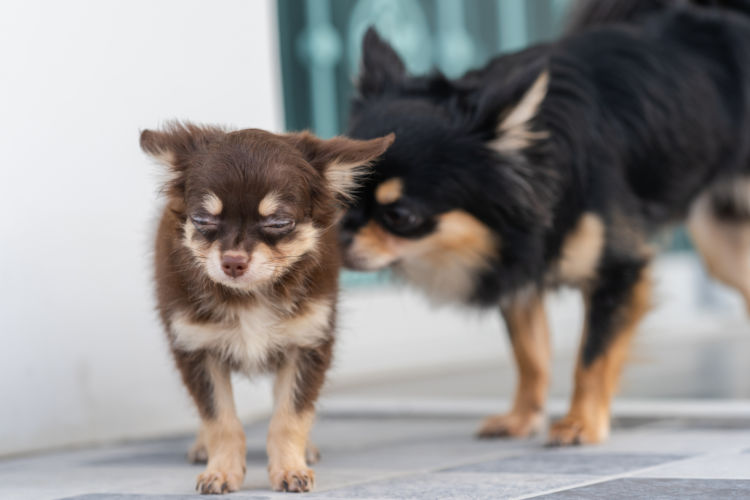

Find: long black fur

[566,0,750,33]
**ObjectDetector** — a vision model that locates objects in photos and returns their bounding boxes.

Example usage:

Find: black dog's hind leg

[689,180,750,312]
[549,257,651,445]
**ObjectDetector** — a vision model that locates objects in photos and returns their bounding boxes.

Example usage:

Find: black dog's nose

[339,228,354,248]
[339,209,366,248]
[221,253,249,278]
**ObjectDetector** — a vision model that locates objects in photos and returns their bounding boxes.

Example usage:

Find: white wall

[0,0,283,456]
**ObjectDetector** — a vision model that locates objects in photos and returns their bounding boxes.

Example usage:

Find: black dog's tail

[566,0,750,34]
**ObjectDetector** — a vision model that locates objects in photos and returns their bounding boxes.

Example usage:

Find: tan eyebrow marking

[258,191,282,217]
[375,177,404,205]
[202,191,223,216]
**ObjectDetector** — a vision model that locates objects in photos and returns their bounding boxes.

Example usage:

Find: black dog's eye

[382,206,422,231]
[262,218,295,234]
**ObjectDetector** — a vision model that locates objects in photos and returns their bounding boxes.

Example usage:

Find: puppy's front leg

[478,290,550,438]
[173,350,246,494]
[267,341,332,493]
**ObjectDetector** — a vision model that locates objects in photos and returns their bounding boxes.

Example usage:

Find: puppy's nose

[221,253,249,278]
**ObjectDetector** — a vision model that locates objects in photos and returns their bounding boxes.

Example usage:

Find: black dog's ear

[490,71,550,154]
[359,27,406,97]
[287,131,395,201]
[485,70,556,226]
[140,121,225,201]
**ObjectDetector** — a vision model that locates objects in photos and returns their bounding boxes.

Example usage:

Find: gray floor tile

[308,415,534,471]
[316,435,532,471]
[441,452,686,476]
[312,472,596,500]
[534,478,750,499]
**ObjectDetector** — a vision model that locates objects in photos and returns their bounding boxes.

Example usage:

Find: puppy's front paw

[547,415,608,446]
[477,411,543,439]
[269,467,315,492]
[196,467,244,495]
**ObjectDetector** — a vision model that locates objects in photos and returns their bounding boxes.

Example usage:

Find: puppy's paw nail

[196,468,243,495]
[270,467,315,493]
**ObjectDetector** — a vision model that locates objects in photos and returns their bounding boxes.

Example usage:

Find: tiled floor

[3,398,750,500]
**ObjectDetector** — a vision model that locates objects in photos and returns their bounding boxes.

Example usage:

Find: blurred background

[1,0,748,460]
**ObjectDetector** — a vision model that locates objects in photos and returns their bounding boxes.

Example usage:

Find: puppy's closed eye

[190,214,220,235]
[262,217,296,235]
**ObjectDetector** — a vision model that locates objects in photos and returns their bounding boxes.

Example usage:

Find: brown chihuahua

[141,122,393,494]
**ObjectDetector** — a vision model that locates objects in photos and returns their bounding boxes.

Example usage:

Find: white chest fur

[169,299,332,370]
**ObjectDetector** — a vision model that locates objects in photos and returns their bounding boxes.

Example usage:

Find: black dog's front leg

[478,290,551,439]
[549,257,651,445]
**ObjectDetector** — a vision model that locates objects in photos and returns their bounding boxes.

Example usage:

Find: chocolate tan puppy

[141,122,392,493]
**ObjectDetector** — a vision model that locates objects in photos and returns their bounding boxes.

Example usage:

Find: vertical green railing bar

[298,0,342,138]
[550,0,573,28]
[497,0,528,52]
[434,0,476,78]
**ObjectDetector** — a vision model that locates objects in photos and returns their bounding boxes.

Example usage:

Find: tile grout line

[308,412,689,496]
[310,416,726,497]
[221,443,748,497]
[509,449,738,500]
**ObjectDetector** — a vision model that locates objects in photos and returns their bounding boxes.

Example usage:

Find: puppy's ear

[288,131,395,200]
[140,122,224,200]
[358,27,406,97]
[140,121,224,169]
